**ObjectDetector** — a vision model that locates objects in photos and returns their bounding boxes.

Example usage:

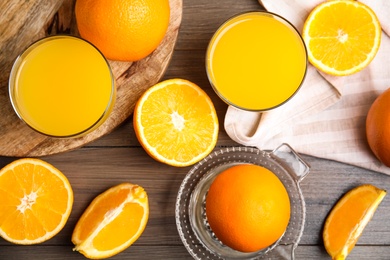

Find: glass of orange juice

[206,11,307,111]
[9,35,115,138]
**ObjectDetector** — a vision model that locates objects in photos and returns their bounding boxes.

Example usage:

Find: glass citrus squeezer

[176,144,310,260]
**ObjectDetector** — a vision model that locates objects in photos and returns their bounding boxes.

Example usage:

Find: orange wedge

[72,183,149,259]
[323,184,386,260]
[302,0,381,76]
[0,158,73,244]
[133,78,219,167]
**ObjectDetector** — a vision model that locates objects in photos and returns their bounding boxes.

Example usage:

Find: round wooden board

[0,0,182,157]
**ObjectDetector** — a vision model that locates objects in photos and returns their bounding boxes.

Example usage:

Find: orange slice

[302,0,381,76]
[133,78,219,167]
[323,184,386,260]
[0,158,73,244]
[72,183,149,259]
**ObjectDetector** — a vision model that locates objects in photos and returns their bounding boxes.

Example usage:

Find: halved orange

[323,184,386,260]
[0,158,73,244]
[133,78,219,167]
[72,183,149,259]
[302,0,381,76]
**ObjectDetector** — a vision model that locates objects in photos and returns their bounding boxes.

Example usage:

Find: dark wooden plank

[0,244,389,259]
[1,149,389,248]
[295,245,390,260]
[0,245,192,260]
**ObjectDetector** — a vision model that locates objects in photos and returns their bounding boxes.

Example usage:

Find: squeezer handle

[271,143,310,183]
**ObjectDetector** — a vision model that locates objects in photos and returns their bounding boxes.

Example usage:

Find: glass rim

[205,10,308,112]
[8,34,116,138]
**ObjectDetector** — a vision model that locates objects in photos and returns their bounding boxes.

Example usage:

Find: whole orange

[205,164,290,253]
[366,88,390,166]
[75,0,170,61]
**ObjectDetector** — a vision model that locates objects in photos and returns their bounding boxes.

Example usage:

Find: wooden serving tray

[0,0,182,157]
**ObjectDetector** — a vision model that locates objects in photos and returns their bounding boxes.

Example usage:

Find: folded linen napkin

[224,0,390,175]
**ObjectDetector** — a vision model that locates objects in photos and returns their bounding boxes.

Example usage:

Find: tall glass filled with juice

[9,35,115,138]
[206,11,307,111]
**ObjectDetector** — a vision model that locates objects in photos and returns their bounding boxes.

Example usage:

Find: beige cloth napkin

[224,0,390,175]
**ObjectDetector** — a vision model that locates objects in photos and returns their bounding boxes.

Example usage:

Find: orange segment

[323,184,386,260]
[72,183,149,259]
[0,158,73,244]
[133,78,219,167]
[302,0,381,76]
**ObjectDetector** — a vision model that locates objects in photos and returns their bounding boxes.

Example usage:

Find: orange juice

[206,12,307,111]
[9,35,115,137]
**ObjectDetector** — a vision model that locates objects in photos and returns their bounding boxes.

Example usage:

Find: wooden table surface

[1,0,390,259]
